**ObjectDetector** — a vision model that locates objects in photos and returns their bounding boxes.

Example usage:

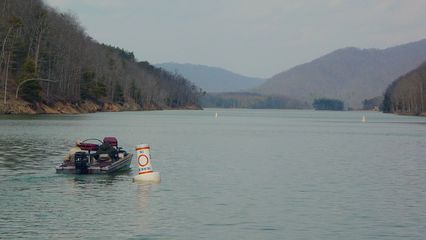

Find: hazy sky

[44,0,426,78]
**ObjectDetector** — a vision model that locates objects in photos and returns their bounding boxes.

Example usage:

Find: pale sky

[44,0,426,78]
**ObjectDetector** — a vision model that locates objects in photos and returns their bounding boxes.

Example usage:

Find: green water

[0,109,425,239]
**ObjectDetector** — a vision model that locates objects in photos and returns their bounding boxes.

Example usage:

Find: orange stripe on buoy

[136,147,150,151]
[139,170,153,175]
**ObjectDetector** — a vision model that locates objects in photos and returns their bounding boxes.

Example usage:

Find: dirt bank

[0,100,138,114]
[0,99,202,114]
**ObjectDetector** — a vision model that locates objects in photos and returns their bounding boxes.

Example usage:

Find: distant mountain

[257,39,426,108]
[156,62,265,93]
[383,61,426,115]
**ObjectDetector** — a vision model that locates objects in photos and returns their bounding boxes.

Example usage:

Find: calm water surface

[0,109,425,239]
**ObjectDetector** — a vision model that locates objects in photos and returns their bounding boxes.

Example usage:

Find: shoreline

[0,99,202,115]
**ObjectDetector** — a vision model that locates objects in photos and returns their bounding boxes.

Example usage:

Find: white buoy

[133,144,161,183]
[362,115,367,123]
[215,112,218,118]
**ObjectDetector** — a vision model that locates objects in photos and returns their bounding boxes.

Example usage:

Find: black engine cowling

[74,151,89,174]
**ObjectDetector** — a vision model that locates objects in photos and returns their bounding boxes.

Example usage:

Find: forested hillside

[382,62,426,115]
[0,0,202,113]
[201,92,308,109]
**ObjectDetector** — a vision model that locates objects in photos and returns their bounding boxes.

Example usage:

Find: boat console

[79,143,99,151]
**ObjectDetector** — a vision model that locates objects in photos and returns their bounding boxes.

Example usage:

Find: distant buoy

[362,115,367,123]
[215,112,218,118]
[133,144,160,183]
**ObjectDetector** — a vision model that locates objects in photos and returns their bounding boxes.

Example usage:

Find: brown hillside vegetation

[383,62,426,115]
[0,0,202,114]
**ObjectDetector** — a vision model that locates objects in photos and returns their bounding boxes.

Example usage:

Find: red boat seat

[79,143,99,151]
[103,137,118,147]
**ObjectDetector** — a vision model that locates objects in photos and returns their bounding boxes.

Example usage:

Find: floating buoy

[362,115,367,123]
[133,144,160,183]
[215,112,218,118]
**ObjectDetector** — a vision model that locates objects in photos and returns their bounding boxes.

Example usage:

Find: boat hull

[56,153,133,174]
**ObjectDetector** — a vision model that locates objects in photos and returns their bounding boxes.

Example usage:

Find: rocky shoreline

[0,99,201,115]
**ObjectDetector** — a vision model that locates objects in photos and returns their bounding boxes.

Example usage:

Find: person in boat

[64,140,84,164]
[94,141,118,161]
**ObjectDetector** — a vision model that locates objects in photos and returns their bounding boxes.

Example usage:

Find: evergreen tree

[113,82,124,104]
[312,98,344,111]
[17,58,41,102]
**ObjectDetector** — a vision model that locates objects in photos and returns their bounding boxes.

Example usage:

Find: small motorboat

[56,137,133,174]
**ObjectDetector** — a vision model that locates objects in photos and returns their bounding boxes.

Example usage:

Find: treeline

[362,96,383,110]
[201,92,309,109]
[382,61,426,115]
[0,0,202,110]
[312,98,344,111]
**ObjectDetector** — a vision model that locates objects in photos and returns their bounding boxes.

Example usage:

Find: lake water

[0,109,425,239]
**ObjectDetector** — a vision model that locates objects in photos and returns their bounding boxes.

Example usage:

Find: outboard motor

[74,151,89,174]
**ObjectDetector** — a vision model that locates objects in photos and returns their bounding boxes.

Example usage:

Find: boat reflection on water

[70,171,131,185]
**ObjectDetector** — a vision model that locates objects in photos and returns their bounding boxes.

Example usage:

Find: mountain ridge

[156,62,265,93]
[258,39,426,108]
